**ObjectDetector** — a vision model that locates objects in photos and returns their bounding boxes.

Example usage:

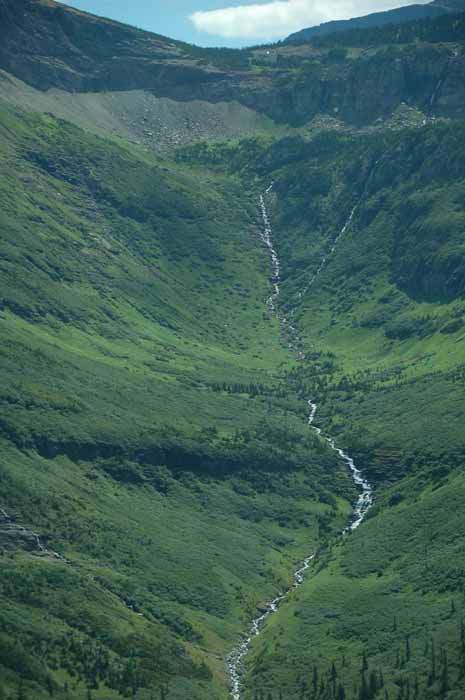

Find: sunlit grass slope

[181,124,465,478]
[0,104,355,700]
[245,123,465,700]
[244,451,465,700]
[179,122,465,699]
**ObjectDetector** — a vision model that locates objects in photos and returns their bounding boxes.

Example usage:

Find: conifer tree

[312,665,318,695]
[440,649,448,696]
[331,662,337,697]
[358,673,368,700]
[46,675,55,697]
[428,638,436,686]
[369,670,378,698]
[460,622,465,679]
[413,674,419,700]
[16,681,27,700]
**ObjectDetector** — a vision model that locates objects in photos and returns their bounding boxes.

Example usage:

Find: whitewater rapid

[227,187,373,700]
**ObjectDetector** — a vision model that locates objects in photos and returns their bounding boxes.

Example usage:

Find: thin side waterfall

[227,186,373,700]
[259,190,299,348]
[259,193,280,314]
[298,206,356,300]
[297,159,380,302]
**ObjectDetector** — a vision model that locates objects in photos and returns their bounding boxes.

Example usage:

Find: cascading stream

[0,506,66,561]
[227,187,373,700]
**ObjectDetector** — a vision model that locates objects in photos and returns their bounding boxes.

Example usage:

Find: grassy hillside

[244,465,465,700]
[3,5,465,699]
[270,123,465,480]
[0,104,356,700]
[182,122,465,468]
[178,119,465,698]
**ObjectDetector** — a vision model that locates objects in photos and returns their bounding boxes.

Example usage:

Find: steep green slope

[0,104,356,700]
[183,122,465,472]
[3,4,465,700]
[270,124,465,479]
[244,466,465,700]
[182,122,465,699]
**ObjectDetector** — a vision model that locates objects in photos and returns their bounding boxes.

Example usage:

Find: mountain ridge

[3,0,465,150]
[284,1,454,44]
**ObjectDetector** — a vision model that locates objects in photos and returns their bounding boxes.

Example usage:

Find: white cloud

[189,0,430,40]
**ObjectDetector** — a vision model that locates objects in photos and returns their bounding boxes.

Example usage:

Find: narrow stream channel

[227,188,374,700]
[0,506,66,561]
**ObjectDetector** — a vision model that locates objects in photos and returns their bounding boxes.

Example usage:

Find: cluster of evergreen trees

[310,9,465,49]
[210,381,270,397]
[250,618,465,700]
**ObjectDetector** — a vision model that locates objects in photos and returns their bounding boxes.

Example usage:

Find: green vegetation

[2,3,465,700]
[307,7,465,48]
[240,122,465,699]
[181,113,465,700]
[0,103,355,700]
[243,452,465,700]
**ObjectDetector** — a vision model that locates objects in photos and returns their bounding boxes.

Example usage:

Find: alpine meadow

[1,2,465,700]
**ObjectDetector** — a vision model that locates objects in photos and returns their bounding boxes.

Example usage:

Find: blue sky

[65,0,261,46]
[65,0,429,47]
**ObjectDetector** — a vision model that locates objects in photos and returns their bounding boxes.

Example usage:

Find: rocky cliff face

[0,0,226,92]
[2,0,465,130]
